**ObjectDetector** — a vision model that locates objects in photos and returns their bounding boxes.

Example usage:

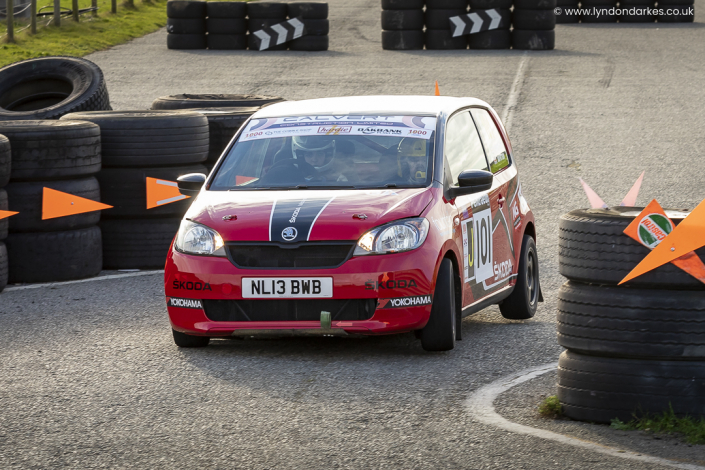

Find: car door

[443,109,496,308]
[469,108,518,295]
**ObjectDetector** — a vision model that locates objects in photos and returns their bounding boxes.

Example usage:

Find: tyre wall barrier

[556,206,705,422]
[167,1,329,51]
[557,0,694,23]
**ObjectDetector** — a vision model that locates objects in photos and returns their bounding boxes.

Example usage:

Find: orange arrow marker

[0,210,18,220]
[620,198,705,285]
[146,177,189,209]
[42,188,112,220]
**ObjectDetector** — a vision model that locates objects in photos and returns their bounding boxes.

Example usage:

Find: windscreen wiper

[295,185,356,189]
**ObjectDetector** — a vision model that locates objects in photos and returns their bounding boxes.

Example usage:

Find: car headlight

[354,218,430,256]
[174,220,226,256]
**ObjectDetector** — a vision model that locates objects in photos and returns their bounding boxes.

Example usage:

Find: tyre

[0,57,110,121]
[513,0,557,8]
[424,30,467,49]
[287,2,328,19]
[6,226,102,283]
[558,207,705,289]
[206,1,247,18]
[97,164,207,219]
[425,0,469,8]
[247,34,288,51]
[382,0,424,8]
[187,107,257,162]
[657,0,693,5]
[100,218,181,269]
[301,18,329,36]
[0,188,7,240]
[619,0,655,5]
[558,351,705,423]
[0,121,101,181]
[557,281,705,359]
[0,134,10,187]
[382,10,424,30]
[500,235,540,320]
[166,18,206,34]
[657,6,694,22]
[151,94,284,110]
[511,30,555,50]
[5,177,101,232]
[425,9,467,29]
[580,0,616,5]
[581,11,618,22]
[207,34,247,50]
[172,328,210,347]
[166,0,206,18]
[289,35,329,51]
[206,18,247,34]
[512,9,556,29]
[421,258,457,352]
[167,33,207,50]
[475,8,511,28]
[619,11,655,22]
[382,30,424,50]
[555,5,580,23]
[468,29,511,49]
[468,0,512,9]
[247,17,287,31]
[0,241,7,292]
[247,2,288,18]
[60,110,209,167]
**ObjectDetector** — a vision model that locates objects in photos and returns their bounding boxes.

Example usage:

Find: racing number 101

[473,209,493,283]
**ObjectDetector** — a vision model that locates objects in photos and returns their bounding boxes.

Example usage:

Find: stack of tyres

[288,2,329,51]
[580,0,617,22]
[381,0,424,50]
[247,2,289,50]
[556,207,705,422]
[167,1,207,50]
[555,0,579,23]
[424,0,469,50]
[618,0,656,22]
[150,93,285,110]
[468,0,512,49]
[207,1,248,50]
[61,111,209,270]
[1,121,103,283]
[512,0,556,49]
[0,136,9,291]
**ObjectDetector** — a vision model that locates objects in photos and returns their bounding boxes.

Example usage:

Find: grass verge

[0,0,167,68]
[611,407,705,445]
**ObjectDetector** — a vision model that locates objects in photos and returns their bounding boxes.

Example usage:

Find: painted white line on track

[501,51,529,134]
[465,362,705,470]
[3,270,164,292]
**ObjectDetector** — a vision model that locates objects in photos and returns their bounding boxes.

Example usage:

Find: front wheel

[172,328,210,348]
[500,235,540,320]
[420,258,456,351]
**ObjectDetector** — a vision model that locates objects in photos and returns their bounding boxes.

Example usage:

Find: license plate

[242,277,333,298]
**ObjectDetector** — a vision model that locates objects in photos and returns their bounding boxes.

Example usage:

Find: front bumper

[164,243,439,336]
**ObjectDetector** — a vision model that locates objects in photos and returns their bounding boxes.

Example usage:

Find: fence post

[111,0,116,14]
[31,0,37,33]
[54,0,61,26]
[92,0,97,16]
[6,0,13,42]
[72,0,78,21]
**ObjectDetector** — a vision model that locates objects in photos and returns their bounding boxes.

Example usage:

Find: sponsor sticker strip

[378,295,433,309]
[168,297,203,309]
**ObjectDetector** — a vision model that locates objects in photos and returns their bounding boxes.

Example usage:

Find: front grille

[226,242,355,269]
[203,299,377,322]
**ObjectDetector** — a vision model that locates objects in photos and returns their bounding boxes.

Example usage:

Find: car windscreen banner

[239,115,438,142]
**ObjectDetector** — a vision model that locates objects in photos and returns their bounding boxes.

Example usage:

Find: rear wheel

[500,235,539,320]
[421,258,456,352]
[172,328,210,348]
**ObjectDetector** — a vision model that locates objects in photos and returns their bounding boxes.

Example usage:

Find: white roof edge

[252,95,493,119]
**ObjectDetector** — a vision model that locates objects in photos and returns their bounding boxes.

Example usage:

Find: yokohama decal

[167,297,203,309]
[378,295,432,309]
[269,196,335,242]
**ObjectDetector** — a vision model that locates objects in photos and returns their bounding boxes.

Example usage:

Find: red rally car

[166,95,541,351]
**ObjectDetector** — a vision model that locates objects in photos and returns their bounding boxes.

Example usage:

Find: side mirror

[177,173,207,196]
[448,170,493,199]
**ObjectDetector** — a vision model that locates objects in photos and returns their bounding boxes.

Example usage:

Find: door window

[444,111,488,186]
[470,109,510,174]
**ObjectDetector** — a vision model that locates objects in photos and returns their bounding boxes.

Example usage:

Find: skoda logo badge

[282,227,298,241]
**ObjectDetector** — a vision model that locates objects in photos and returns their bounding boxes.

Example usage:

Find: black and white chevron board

[250,17,307,51]
[449,10,506,37]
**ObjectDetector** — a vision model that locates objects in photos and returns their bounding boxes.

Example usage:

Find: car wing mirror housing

[448,170,493,199]
[177,173,207,196]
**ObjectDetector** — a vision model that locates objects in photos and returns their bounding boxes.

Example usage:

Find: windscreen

[209,115,437,190]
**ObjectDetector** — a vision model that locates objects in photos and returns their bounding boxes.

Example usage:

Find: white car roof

[253,95,492,119]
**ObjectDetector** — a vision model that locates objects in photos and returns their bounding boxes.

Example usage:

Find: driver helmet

[397,138,428,181]
[292,136,336,171]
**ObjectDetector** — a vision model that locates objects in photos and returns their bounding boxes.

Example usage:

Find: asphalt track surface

[1,1,705,468]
